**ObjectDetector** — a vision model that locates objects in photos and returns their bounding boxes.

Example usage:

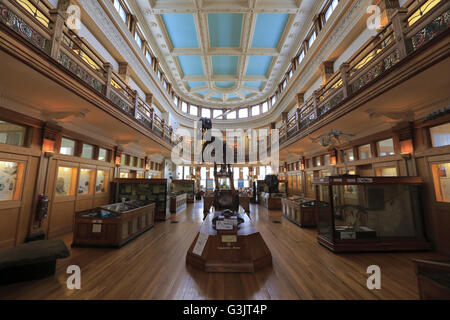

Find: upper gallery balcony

[278,0,450,147]
[0,0,181,148]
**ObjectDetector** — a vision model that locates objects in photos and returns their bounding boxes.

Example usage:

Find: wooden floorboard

[0,201,443,300]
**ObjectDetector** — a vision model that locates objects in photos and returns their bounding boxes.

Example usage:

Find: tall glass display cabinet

[313,176,431,252]
[111,179,170,221]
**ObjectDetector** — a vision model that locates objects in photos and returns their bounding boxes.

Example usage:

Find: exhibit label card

[192,232,209,256]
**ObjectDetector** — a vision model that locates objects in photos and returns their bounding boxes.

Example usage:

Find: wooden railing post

[103,62,113,98]
[118,62,131,84]
[296,93,304,131]
[49,9,65,60]
[161,119,165,137]
[132,90,138,118]
[149,108,154,130]
[391,8,409,59]
[339,62,350,98]
[320,61,334,85]
[312,90,319,118]
[281,112,288,136]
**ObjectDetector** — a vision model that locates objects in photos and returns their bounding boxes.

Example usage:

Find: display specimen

[0,161,23,201]
[55,167,77,196]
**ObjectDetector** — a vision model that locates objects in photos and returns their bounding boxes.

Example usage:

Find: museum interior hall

[0,0,449,300]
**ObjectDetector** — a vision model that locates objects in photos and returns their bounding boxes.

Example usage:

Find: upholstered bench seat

[0,239,70,286]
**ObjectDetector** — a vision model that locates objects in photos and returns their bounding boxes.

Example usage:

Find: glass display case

[0,160,24,201]
[171,180,195,202]
[72,200,155,248]
[282,196,316,227]
[111,179,170,221]
[313,176,431,252]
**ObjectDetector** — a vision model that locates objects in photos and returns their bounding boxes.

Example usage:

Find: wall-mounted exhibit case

[313,176,431,252]
[72,200,155,248]
[111,179,170,221]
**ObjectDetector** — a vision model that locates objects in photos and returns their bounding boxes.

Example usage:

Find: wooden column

[312,90,319,118]
[281,112,288,135]
[296,93,304,131]
[118,62,131,84]
[374,0,401,28]
[391,8,409,59]
[149,108,154,130]
[28,122,62,237]
[339,63,350,98]
[320,61,335,85]
[104,62,113,98]
[49,9,65,60]
[132,90,138,118]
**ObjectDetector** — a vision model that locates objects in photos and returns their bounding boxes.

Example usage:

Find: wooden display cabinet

[413,259,450,300]
[170,193,187,214]
[186,213,272,273]
[313,176,432,253]
[282,197,316,227]
[172,180,195,202]
[111,179,170,221]
[72,201,155,248]
[260,192,283,210]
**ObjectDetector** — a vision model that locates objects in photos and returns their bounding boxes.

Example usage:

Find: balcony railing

[0,0,180,146]
[279,0,449,144]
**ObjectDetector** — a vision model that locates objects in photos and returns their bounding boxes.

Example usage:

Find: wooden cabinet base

[260,193,282,210]
[317,234,432,253]
[155,198,171,221]
[170,193,187,214]
[413,259,450,300]
[282,198,316,227]
[72,203,155,248]
[186,214,272,273]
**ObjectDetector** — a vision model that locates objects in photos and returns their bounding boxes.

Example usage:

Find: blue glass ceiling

[252,14,289,48]
[247,56,273,76]
[177,56,203,76]
[212,56,238,75]
[244,81,263,89]
[215,81,235,89]
[161,14,199,48]
[157,10,293,105]
[187,81,206,89]
[208,13,243,47]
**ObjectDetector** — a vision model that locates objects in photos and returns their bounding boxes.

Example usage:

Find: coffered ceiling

[134,0,318,109]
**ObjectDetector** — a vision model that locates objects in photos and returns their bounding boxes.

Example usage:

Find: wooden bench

[0,239,70,286]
